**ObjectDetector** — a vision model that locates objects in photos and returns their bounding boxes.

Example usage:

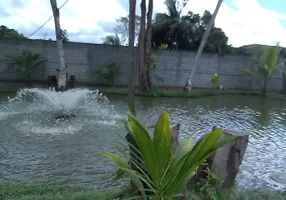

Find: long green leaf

[153,112,171,180]
[103,152,147,199]
[127,112,157,182]
[172,136,193,166]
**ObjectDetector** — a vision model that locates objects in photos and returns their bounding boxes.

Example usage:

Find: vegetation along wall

[0,39,283,91]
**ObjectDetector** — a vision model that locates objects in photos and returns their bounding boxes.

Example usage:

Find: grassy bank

[97,87,286,101]
[1,83,286,101]
[0,184,127,200]
[1,184,285,200]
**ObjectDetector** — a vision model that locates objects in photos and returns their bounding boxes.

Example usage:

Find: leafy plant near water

[104,110,236,200]
[92,62,120,86]
[244,43,281,95]
[150,55,164,88]
[240,68,255,89]
[210,74,222,90]
[7,50,45,86]
[197,167,224,200]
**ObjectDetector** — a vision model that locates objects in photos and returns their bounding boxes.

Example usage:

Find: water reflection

[0,93,286,191]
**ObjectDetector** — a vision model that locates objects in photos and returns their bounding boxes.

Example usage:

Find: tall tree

[138,0,149,91]
[253,43,281,95]
[114,15,141,46]
[50,0,67,90]
[145,0,153,90]
[126,0,138,195]
[184,0,223,91]
[128,0,136,116]
[152,0,189,50]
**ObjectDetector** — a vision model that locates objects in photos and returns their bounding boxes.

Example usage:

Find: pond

[0,88,285,192]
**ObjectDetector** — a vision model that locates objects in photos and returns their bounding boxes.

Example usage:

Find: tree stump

[171,123,180,151]
[197,129,249,187]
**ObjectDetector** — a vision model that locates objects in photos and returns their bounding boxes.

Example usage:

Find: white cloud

[1,0,127,42]
[1,0,286,47]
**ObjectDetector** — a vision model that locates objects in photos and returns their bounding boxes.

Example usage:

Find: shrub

[92,62,120,86]
[7,50,45,86]
[104,110,236,199]
[210,74,222,90]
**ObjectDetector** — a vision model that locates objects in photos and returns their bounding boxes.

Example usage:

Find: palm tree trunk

[27,74,32,87]
[184,0,223,91]
[139,0,148,91]
[126,2,138,195]
[128,0,136,116]
[145,0,153,90]
[262,75,268,95]
[282,72,286,93]
[50,0,66,91]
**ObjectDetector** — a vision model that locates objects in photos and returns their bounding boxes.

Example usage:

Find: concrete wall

[0,39,283,91]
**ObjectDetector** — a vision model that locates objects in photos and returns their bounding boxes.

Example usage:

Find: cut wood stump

[197,129,249,187]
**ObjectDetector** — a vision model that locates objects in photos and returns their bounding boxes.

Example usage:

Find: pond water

[0,88,285,192]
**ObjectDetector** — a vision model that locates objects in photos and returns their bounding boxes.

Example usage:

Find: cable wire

[28,0,70,38]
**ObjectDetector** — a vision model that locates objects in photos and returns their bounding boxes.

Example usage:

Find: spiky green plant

[104,111,236,200]
[252,43,281,95]
[93,62,120,86]
[7,50,45,86]
[210,74,222,90]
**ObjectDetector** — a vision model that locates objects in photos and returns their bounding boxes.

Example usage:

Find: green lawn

[96,86,286,101]
[0,184,127,200]
[1,183,285,200]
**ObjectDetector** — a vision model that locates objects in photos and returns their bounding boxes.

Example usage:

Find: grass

[1,83,286,101]
[186,183,286,200]
[96,86,286,101]
[0,183,127,200]
[1,183,285,200]
[0,84,24,93]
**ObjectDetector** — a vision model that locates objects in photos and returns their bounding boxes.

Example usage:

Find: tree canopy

[152,5,231,54]
[0,25,27,39]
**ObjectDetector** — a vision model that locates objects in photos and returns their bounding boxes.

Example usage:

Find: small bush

[92,62,120,86]
[210,74,222,90]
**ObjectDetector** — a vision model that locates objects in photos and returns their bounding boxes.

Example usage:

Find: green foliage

[158,44,168,50]
[0,25,27,39]
[151,55,157,70]
[92,62,120,86]
[104,111,236,199]
[7,51,45,84]
[61,29,69,44]
[150,55,164,88]
[197,167,224,200]
[114,15,141,45]
[0,184,126,200]
[240,68,254,77]
[152,2,230,53]
[101,34,122,46]
[210,74,222,89]
[251,42,281,95]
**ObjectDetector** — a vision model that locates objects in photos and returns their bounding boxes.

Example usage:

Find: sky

[1,0,286,47]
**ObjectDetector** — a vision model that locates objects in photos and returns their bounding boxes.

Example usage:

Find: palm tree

[145,0,153,90]
[7,50,45,86]
[128,0,136,116]
[254,43,281,95]
[138,0,148,90]
[184,0,223,91]
[152,0,189,50]
[102,34,121,46]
